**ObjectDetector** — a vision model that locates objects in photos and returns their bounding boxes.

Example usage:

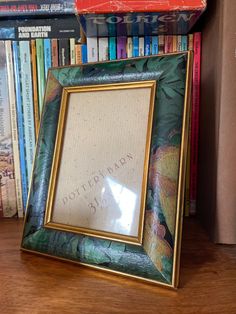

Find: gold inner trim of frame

[44,81,157,245]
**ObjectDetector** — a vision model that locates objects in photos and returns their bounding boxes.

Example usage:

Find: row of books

[0,37,85,218]
[86,33,201,216]
[0,32,200,219]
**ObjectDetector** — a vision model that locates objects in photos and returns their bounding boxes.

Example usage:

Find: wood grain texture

[0,218,236,314]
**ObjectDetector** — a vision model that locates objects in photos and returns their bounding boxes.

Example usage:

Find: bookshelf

[0,0,236,310]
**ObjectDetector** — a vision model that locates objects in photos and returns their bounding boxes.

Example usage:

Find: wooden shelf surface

[0,218,236,314]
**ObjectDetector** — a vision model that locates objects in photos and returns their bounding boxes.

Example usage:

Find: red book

[190,32,201,215]
[76,0,206,37]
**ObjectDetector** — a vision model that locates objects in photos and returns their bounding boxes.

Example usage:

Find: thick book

[5,41,24,217]
[198,0,236,244]
[76,0,206,37]
[0,41,17,217]
[0,0,74,17]
[0,15,81,40]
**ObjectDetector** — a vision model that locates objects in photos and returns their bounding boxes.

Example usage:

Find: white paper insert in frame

[51,86,153,239]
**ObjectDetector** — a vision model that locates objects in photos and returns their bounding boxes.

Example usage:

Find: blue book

[132,36,139,57]
[12,41,28,209]
[19,41,36,187]
[43,38,51,79]
[109,37,116,60]
[144,36,151,56]
[181,35,188,51]
[152,36,159,55]
[81,44,87,63]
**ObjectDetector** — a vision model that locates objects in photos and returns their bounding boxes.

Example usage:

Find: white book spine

[87,37,98,63]
[98,37,109,61]
[70,38,76,65]
[5,41,23,217]
[127,37,133,58]
[138,37,144,57]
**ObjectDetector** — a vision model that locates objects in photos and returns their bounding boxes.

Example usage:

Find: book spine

[70,38,76,65]
[144,36,151,56]
[190,32,201,215]
[0,41,17,217]
[5,40,23,217]
[12,41,28,209]
[172,35,177,52]
[158,35,165,54]
[138,37,144,56]
[181,35,188,51]
[177,35,182,52]
[188,34,194,50]
[127,37,132,58]
[151,36,158,55]
[43,38,51,79]
[132,36,139,57]
[19,40,36,187]
[81,44,87,64]
[58,38,69,66]
[35,38,45,115]
[98,37,109,61]
[109,37,116,60]
[30,40,39,136]
[87,37,98,62]
[0,1,74,17]
[164,35,173,53]
[75,44,82,64]
[117,36,127,59]
[51,38,58,67]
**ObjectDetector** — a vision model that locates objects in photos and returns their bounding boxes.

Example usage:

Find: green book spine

[36,39,45,115]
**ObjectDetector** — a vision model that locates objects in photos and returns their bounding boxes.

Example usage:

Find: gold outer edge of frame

[21,247,176,290]
[172,51,193,288]
[44,80,157,246]
[21,52,191,289]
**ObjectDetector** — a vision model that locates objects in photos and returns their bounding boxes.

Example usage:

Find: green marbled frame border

[21,52,192,289]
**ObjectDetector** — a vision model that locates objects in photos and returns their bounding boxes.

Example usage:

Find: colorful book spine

[144,36,151,56]
[19,40,36,187]
[75,44,82,64]
[117,37,127,59]
[81,44,87,63]
[151,36,158,55]
[51,38,59,67]
[172,35,177,52]
[98,37,109,61]
[31,40,40,136]
[70,38,76,65]
[12,41,28,210]
[5,40,23,217]
[35,38,45,114]
[127,37,132,58]
[158,35,165,54]
[181,35,188,51]
[43,38,51,79]
[109,37,116,60]
[190,32,201,215]
[164,35,173,53]
[177,35,182,52]
[0,41,17,217]
[132,36,139,57]
[87,37,98,62]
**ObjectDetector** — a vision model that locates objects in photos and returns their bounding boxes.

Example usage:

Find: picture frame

[21,52,192,289]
